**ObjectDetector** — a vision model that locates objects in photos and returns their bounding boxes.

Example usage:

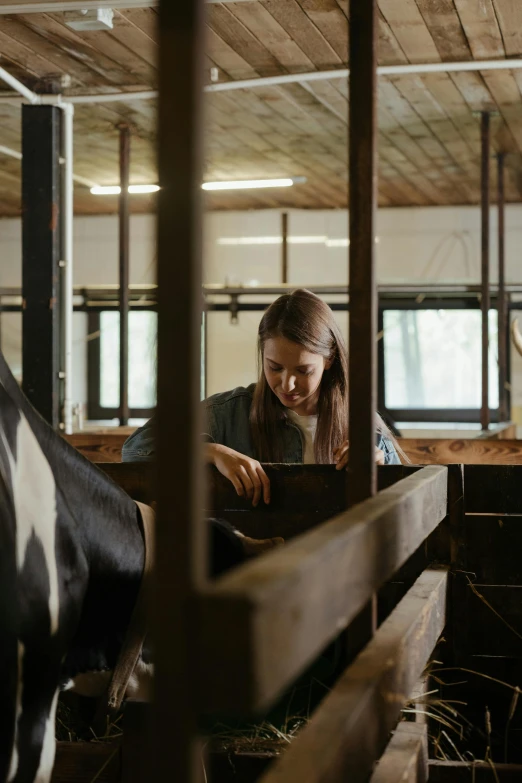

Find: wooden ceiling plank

[483,70,522,153]
[301,76,440,204]
[0,15,120,89]
[390,73,480,175]
[453,0,505,59]
[378,0,441,63]
[259,0,342,68]
[491,0,522,57]
[0,24,82,81]
[295,0,348,63]
[118,8,158,43]
[226,2,316,72]
[205,27,260,81]
[207,4,286,76]
[378,10,408,64]
[105,11,158,69]
[19,13,149,88]
[62,19,156,85]
[414,0,473,61]
[379,78,474,202]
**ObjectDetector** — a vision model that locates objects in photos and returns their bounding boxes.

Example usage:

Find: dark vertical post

[155,2,205,782]
[497,153,508,422]
[119,125,130,426]
[281,211,288,284]
[481,112,491,431]
[348,0,378,504]
[22,105,61,429]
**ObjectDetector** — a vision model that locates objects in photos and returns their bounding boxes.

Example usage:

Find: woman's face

[263,336,331,416]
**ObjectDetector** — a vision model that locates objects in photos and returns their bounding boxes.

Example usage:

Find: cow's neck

[0,352,145,677]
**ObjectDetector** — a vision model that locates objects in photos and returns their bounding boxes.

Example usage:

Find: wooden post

[497,153,508,422]
[21,105,62,429]
[154,2,205,782]
[348,0,378,504]
[119,124,130,426]
[481,112,491,431]
[281,212,288,284]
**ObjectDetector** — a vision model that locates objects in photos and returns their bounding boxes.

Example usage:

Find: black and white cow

[0,351,276,783]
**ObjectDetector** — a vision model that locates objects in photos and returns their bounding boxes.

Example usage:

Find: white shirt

[287,409,318,464]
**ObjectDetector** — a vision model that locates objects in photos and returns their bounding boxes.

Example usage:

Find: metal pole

[481,112,491,431]
[281,211,288,284]
[119,125,130,426]
[348,0,378,504]
[155,1,205,781]
[62,102,74,434]
[497,153,507,422]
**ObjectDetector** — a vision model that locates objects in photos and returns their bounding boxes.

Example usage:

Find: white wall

[2,205,522,420]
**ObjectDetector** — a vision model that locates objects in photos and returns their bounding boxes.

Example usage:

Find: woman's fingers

[256,465,271,505]
[238,465,254,501]
[336,452,349,471]
[375,448,385,465]
[230,475,244,497]
[246,464,263,507]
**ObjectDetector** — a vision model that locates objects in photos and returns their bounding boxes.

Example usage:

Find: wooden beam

[197,466,448,713]
[257,568,448,783]
[428,761,522,782]
[481,111,491,431]
[348,0,378,504]
[154,0,205,781]
[21,105,62,430]
[370,722,428,783]
[118,124,130,427]
[399,437,522,465]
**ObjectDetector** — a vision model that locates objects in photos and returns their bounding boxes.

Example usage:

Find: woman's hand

[206,443,270,507]
[334,441,385,470]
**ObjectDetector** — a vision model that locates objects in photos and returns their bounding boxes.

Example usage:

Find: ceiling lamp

[64,9,114,31]
[202,177,306,191]
[90,184,160,195]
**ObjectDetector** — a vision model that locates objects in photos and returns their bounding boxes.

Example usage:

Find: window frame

[377,297,509,425]
[87,310,156,421]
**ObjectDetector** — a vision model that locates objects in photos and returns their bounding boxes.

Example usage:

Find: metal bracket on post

[229,294,239,324]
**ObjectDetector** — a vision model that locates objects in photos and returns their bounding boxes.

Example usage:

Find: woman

[122,289,401,504]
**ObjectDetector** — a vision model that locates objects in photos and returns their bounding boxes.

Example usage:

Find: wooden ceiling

[1,1,522,214]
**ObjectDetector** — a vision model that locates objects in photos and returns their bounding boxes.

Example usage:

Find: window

[379,307,501,423]
[88,310,157,420]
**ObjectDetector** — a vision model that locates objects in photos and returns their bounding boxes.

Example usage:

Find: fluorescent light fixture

[217,235,351,247]
[90,184,160,195]
[203,176,306,191]
[129,184,160,194]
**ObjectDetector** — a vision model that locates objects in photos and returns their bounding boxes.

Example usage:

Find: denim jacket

[122,384,400,465]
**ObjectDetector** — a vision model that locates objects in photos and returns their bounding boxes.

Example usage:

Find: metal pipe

[118,125,130,426]
[497,153,508,422]
[0,65,39,104]
[348,0,378,504]
[3,56,522,108]
[481,112,491,431]
[0,142,99,187]
[62,102,74,434]
[281,212,288,284]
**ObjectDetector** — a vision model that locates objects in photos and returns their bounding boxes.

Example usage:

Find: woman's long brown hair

[250,289,402,464]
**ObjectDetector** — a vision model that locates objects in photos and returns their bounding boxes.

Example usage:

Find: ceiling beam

[0,0,254,11]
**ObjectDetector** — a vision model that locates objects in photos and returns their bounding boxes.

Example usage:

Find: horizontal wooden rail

[401,438,522,465]
[370,722,428,783]
[258,568,447,783]
[428,761,522,781]
[197,466,448,713]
